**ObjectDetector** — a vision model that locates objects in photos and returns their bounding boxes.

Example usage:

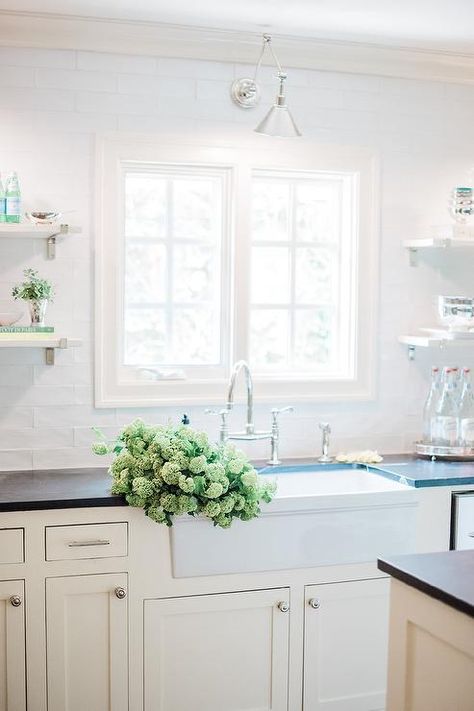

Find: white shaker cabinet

[144,588,290,711]
[46,573,128,711]
[0,580,26,711]
[303,578,389,711]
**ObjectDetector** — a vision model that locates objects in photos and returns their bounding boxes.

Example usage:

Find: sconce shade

[254,103,301,138]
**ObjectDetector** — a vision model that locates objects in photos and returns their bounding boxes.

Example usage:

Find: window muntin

[121,165,230,378]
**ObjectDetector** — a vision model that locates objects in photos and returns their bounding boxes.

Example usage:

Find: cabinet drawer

[45,522,128,561]
[0,528,24,564]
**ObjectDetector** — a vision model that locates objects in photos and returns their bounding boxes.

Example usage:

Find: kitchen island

[379,550,474,711]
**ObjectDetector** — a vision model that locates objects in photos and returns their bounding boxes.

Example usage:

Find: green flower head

[92,442,109,456]
[205,482,224,499]
[189,455,207,474]
[241,470,258,488]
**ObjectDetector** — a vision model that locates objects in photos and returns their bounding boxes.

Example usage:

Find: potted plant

[12,268,54,326]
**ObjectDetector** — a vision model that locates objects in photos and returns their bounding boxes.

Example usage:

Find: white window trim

[95,132,379,408]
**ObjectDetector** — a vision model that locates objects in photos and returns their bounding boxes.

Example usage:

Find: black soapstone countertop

[0,467,125,511]
[378,550,474,619]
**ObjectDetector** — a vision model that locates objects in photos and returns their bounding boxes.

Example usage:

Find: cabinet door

[144,588,290,711]
[303,578,389,711]
[0,580,26,711]
[46,573,128,711]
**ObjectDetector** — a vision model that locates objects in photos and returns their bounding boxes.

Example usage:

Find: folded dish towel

[336,450,383,464]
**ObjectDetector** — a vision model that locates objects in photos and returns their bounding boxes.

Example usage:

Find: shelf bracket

[46,236,56,260]
[408,248,418,267]
[46,224,69,260]
[44,338,68,365]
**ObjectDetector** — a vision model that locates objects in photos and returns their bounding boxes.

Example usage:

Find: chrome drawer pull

[9,595,22,607]
[115,587,127,600]
[67,539,111,547]
[468,532,474,538]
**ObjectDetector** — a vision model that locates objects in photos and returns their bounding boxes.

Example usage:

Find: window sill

[94,374,375,408]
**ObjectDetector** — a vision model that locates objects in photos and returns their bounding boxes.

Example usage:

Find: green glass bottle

[5,172,21,224]
[0,174,6,223]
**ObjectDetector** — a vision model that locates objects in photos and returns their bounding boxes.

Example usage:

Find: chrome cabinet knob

[114,587,127,600]
[278,601,290,613]
[308,597,320,609]
[9,595,22,607]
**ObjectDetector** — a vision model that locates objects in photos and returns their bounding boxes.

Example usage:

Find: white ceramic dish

[0,301,23,326]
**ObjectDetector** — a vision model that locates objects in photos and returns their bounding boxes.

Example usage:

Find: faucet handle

[319,421,331,434]
[205,407,230,423]
[271,406,295,425]
[205,408,231,444]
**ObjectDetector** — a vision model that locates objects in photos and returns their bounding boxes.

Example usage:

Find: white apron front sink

[170,464,419,578]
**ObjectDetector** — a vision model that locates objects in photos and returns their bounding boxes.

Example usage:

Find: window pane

[295,182,339,243]
[122,166,226,371]
[294,309,333,367]
[252,180,289,241]
[173,308,220,364]
[295,247,335,305]
[125,174,167,238]
[173,178,219,241]
[251,247,290,304]
[250,170,352,376]
[173,245,218,302]
[125,243,166,305]
[250,310,288,368]
[124,308,166,365]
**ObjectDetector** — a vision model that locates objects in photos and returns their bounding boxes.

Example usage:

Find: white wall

[1,44,474,470]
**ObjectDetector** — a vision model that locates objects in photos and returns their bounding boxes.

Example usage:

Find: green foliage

[93,419,277,529]
[12,268,54,302]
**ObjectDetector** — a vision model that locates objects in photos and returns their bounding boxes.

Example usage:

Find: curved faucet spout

[226,360,254,434]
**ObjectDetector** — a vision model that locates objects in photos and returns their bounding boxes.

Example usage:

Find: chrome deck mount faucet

[206,360,293,465]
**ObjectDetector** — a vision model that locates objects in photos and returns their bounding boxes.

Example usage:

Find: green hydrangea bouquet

[93,419,276,529]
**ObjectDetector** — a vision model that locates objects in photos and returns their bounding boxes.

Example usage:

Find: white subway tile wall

[0,45,473,469]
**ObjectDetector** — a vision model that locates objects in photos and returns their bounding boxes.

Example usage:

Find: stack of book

[0,326,55,339]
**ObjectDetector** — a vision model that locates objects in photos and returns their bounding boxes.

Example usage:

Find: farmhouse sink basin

[259,463,408,499]
[170,463,419,578]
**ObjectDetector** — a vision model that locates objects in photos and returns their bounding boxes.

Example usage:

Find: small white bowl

[0,301,23,326]
[25,211,62,224]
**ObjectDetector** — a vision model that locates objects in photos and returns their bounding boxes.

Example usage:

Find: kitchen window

[96,135,378,407]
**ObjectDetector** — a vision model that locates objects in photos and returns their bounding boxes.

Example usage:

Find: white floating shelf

[0,223,81,259]
[404,237,474,249]
[399,333,474,360]
[0,336,82,364]
[403,235,474,265]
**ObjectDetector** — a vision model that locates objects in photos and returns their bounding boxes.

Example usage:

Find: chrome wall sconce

[231,34,302,138]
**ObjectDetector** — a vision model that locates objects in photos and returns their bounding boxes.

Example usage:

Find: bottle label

[460,418,474,446]
[436,416,458,446]
[429,415,440,442]
[0,197,5,216]
[6,197,20,216]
